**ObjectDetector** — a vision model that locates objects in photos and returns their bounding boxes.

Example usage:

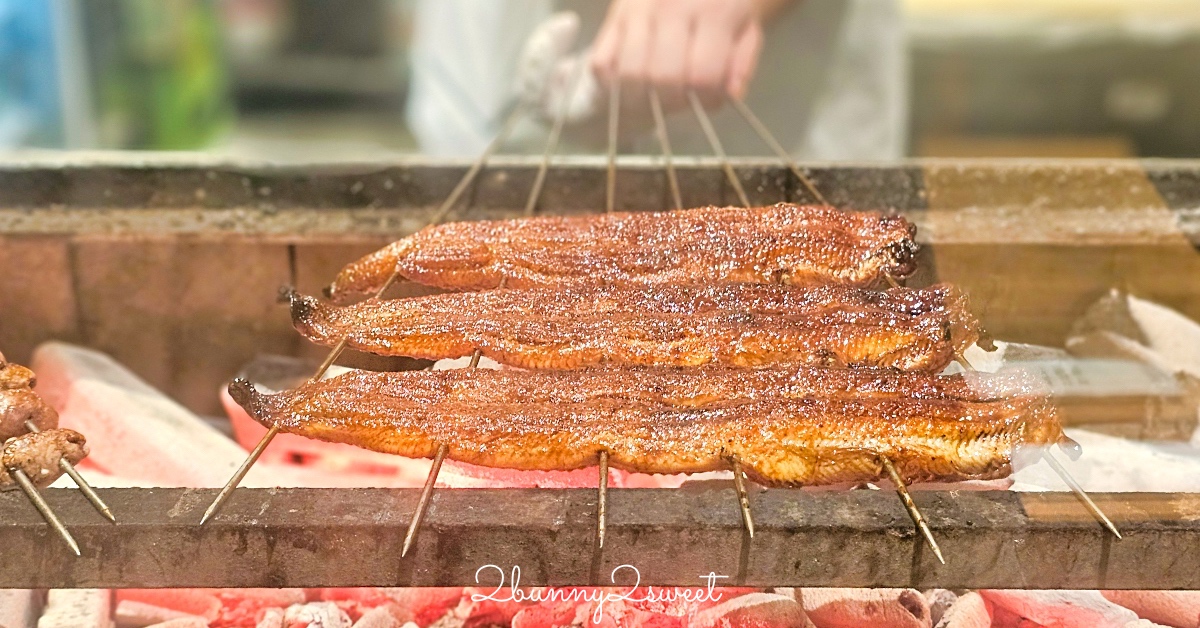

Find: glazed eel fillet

[289,283,979,372]
[326,204,919,300]
[229,366,1063,487]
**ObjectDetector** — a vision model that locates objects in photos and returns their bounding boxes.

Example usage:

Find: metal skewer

[431,102,528,225]
[880,454,945,564]
[649,88,683,211]
[404,268,505,555]
[606,80,620,214]
[8,466,80,556]
[730,99,828,205]
[524,63,587,217]
[23,420,114,523]
[201,106,530,524]
[730,455,755,538]
[952,351,1120,539]
[597,450,609,548]
[687,90,750,208]
[1042,450,1122,540]
[402,442,449,557]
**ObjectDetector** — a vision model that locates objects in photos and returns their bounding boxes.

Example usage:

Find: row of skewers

[199,88,1122,567]
[1,351,110,555]
[215,201,1117,564]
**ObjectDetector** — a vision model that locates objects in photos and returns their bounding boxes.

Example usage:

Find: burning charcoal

[283,602,352,628]
[0,588,39,628]
[934,592,991,628]
[800,588,931,628]
[690,592,815,628]
[445,591,526,628]
[114,599,204,628]
[1102,591,1200,628]
[981,590,1138,628]
[141,619,208,628]
[31,343,253,487]
[215,589,307,627]
[257,608,285,628]
[38,590,112,628]
[924,590,958,626]
[350,608,402,628]
[116,590,220,623]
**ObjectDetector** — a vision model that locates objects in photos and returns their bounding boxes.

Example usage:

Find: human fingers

[726,21,763,101]
[686,5,741,108]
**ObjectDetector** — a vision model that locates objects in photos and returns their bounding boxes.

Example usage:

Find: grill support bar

[2,487,1196,589]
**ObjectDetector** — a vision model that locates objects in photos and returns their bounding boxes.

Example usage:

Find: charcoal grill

[1,153,1200,589]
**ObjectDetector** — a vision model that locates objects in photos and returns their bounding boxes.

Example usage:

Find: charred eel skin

[326,204,919,300]
[229,365,1063,487]
[289,283,977,372]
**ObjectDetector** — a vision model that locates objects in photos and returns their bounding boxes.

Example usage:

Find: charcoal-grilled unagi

[327,204,919,300]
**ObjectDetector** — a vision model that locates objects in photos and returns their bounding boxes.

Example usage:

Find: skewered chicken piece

[1,356,59,439]
[289,283,977,372]
[1,360,36,390]
[0,429,88,491]
[0,389,59,440]
[326,204,919,300]
[228,366,1063,487]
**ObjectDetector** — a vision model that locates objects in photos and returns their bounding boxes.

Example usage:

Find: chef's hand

[515,12,603,124]
[590,0,774,113]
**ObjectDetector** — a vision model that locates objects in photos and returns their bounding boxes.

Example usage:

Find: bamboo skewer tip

[402,443,449,558]
[1043,450,1122,540]
[23,420,115,523]
[10,468,81,556]
[687,90,750,209]
[597,451,609,549]
[200,424,280,525]
[730,456,755,538]
[880,455,945,565]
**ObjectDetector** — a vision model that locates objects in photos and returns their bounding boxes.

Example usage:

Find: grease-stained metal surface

[0,487,1198,589]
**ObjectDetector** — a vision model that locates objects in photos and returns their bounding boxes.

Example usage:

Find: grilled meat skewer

[1,356,59,440]
[289,283,978,372]
[0,429,88,491]
[229,368,1061,487]
[327,204,918,300]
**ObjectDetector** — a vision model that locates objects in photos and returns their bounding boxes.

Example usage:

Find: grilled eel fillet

[326,204,919,300]
[289,283,978,372]
[228,366,1062,487]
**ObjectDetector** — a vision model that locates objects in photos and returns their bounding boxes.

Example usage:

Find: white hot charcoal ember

[0,589,40,628]
[351,608,403,628]
[980,590,1138,628]
[32,343,252,487]
[924,590,958,626]
[255,608,284,628]
[282,603,351,628]
[37,590,112,628]
[1101,591,1200,628]
[140,619,208,628]
[935,592,991,628]
[690,593,815,628]
[113,599,202,628]
[800,588,931,628]
[1,429,87,490]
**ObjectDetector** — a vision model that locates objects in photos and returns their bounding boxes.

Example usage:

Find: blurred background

[2,0,1199,160]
